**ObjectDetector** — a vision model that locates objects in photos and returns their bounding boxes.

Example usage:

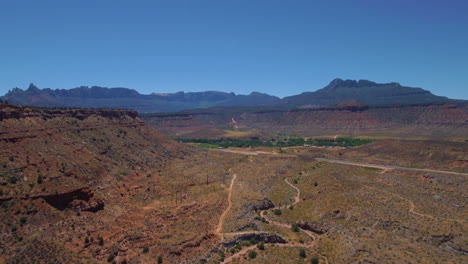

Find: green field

[177,136,373,148]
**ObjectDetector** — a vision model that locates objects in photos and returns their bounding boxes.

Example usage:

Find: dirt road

[216,174,237,237]
[315,158,468,176]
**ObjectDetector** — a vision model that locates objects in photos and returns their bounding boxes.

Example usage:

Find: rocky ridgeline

[0,103,138,120]
[0,103,144,143]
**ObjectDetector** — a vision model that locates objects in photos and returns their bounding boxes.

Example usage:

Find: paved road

[315,158,468,176]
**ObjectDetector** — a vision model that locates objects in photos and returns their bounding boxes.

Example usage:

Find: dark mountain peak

[357,79,378,87]
[325,78,379,90]
[27,83,39,91]
[325,78,403,90]
[282,78,453,107]
[248,91,279,98]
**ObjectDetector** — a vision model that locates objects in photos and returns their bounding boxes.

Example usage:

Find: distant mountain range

[282,79,456,107]
[1,84,280,112]
[1,79,464,112]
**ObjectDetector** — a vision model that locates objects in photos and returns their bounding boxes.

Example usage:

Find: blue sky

[1,0,467,99]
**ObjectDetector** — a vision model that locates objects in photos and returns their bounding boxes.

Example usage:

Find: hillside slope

[0,104,237,263]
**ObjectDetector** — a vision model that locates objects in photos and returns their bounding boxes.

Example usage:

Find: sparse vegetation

[37,174,43,184]
[292,223,300,232]
[311,255,320,264]
[249,238,258,245]
[107,253,115,263]
[274,209,282,215]
[257,242,265,250]
[19,216,27,225]
[0,102,466,264]
[299,248,306,258]
[248,250,257,259]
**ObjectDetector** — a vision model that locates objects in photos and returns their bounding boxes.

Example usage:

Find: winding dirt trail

[260,178,317,242]
[216,174,237,238]
[221,176,319,263]
[284,178,301,207]
[364,185,467,223]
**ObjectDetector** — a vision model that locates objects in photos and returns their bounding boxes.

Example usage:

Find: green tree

[248,250,257,259]
[157,255,163,264]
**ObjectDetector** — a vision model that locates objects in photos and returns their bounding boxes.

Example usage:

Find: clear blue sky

[1,0,467,99]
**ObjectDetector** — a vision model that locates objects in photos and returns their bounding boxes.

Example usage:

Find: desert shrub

[292,223,300,232]
[311,255,320,264]
[299,248,306,258]
[248,250,257,259]
[8,176,18,184]
[37,174,43,184]
[98,236,104,246]
[257,242,265,250]
[217,249,225,259]
[249,238,258,245]
[157,255,163,264]
[107,253,115,262]
[143,246,149,253]
[274,209,282,215]
[19,216,27,225]
[240,241,251,247]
